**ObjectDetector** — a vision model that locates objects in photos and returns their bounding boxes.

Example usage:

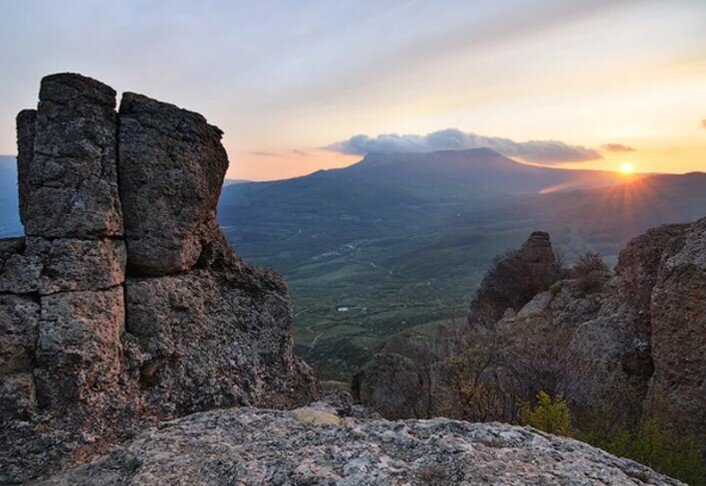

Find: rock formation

[0,72,695,485]
[0,73,315,483]
[352,353,430,420]
[642,218,706,443]
[355,220,706,452]
[467,231,561,327]
[38,406,681,485]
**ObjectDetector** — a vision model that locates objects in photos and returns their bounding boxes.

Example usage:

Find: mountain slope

[217,150,706,379]
[0,156,21,237]
[1,150,703,379]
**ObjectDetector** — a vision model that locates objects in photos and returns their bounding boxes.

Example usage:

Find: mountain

[1,148,704,379]
[218,151,706,379]
[0,156,22,237]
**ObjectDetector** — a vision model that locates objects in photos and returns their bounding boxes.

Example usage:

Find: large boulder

[0,73,316,483]
[38,407,681,485]
[118,93,230,276]
[126,265,315,414]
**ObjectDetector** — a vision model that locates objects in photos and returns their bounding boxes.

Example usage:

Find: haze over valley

[3,150,703,378]
[2,2,706,483]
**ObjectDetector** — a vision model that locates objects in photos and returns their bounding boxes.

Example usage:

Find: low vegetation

[519,392,706,485]
[518,391,572,437]
[572,251,610,293]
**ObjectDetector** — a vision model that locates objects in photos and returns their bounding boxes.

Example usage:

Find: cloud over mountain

[601,143,635,153]
[325,129,602,165]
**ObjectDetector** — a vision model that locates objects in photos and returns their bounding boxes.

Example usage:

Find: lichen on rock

[38,407,682,485]
[0,73,316,483]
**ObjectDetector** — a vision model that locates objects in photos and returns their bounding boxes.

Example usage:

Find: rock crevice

[0,73,316,484]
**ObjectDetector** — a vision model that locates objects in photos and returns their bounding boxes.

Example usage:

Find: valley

[217,150,706,379]
[3,150,704,380]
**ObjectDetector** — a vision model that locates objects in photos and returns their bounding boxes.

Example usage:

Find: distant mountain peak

[358,147,505,167]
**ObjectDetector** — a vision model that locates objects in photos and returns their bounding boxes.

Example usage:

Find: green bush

[518,391,572,437]
[519,392,706,484]
[587,420,706,486]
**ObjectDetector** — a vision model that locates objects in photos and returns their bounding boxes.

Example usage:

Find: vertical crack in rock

[0,73,316,484]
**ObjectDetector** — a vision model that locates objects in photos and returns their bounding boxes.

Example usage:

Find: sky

[1,0,705,181]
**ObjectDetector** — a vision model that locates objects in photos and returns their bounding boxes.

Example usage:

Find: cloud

[701,119,706,129]
[325,129,602,165]
[251,151,280,157]
[252,149,310,158]
[601,143,635,153]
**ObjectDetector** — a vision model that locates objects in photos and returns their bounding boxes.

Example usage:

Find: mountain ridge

[215,150,706,379]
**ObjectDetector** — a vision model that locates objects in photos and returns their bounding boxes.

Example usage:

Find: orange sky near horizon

[1,1,705,182]
[226,140,706,182]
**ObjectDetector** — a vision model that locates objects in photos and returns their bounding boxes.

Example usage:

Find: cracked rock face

[357,219,705,449]
[39,407,681,486]
[126,266,315,415]
[118,92,230,276]
[0,73,315,483]
[645,218,706,443]
[19,73,123,238]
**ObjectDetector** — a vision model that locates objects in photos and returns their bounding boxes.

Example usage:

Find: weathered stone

[468,231,560,327]
[352,353,430,420]
[118,92,229,275]
[0,238,41,293]
[1,73,320,482]
[16,109,36,222]
[25,237,126,294]
[0,237,125,294]
[0,373,37,421]
[35,288,124,410]
[646,218,706,442]
[615,222,691,342]
[0,294,39,374]
[21,73,122,238]
[125,265,315,414]
[39,407,682,485]
[358,219,706,440]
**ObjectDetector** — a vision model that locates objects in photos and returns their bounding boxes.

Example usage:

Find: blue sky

[1,0,705,179]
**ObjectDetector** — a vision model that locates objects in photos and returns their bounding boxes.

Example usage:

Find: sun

[619,162,635,175]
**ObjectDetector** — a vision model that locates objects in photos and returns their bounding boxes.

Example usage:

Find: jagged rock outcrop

[356,220,706,451]
[468,231,560,327]
[0,73,315,483]
[644,218,706,443]
[38,406,681,485]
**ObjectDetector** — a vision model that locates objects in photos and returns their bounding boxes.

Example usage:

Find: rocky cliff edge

[0,73,316,483]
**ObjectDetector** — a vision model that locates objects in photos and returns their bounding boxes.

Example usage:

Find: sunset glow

[619,163,636,175]
[1,1,705,181]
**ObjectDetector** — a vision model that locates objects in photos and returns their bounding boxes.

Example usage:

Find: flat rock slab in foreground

[42,407,680,485]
